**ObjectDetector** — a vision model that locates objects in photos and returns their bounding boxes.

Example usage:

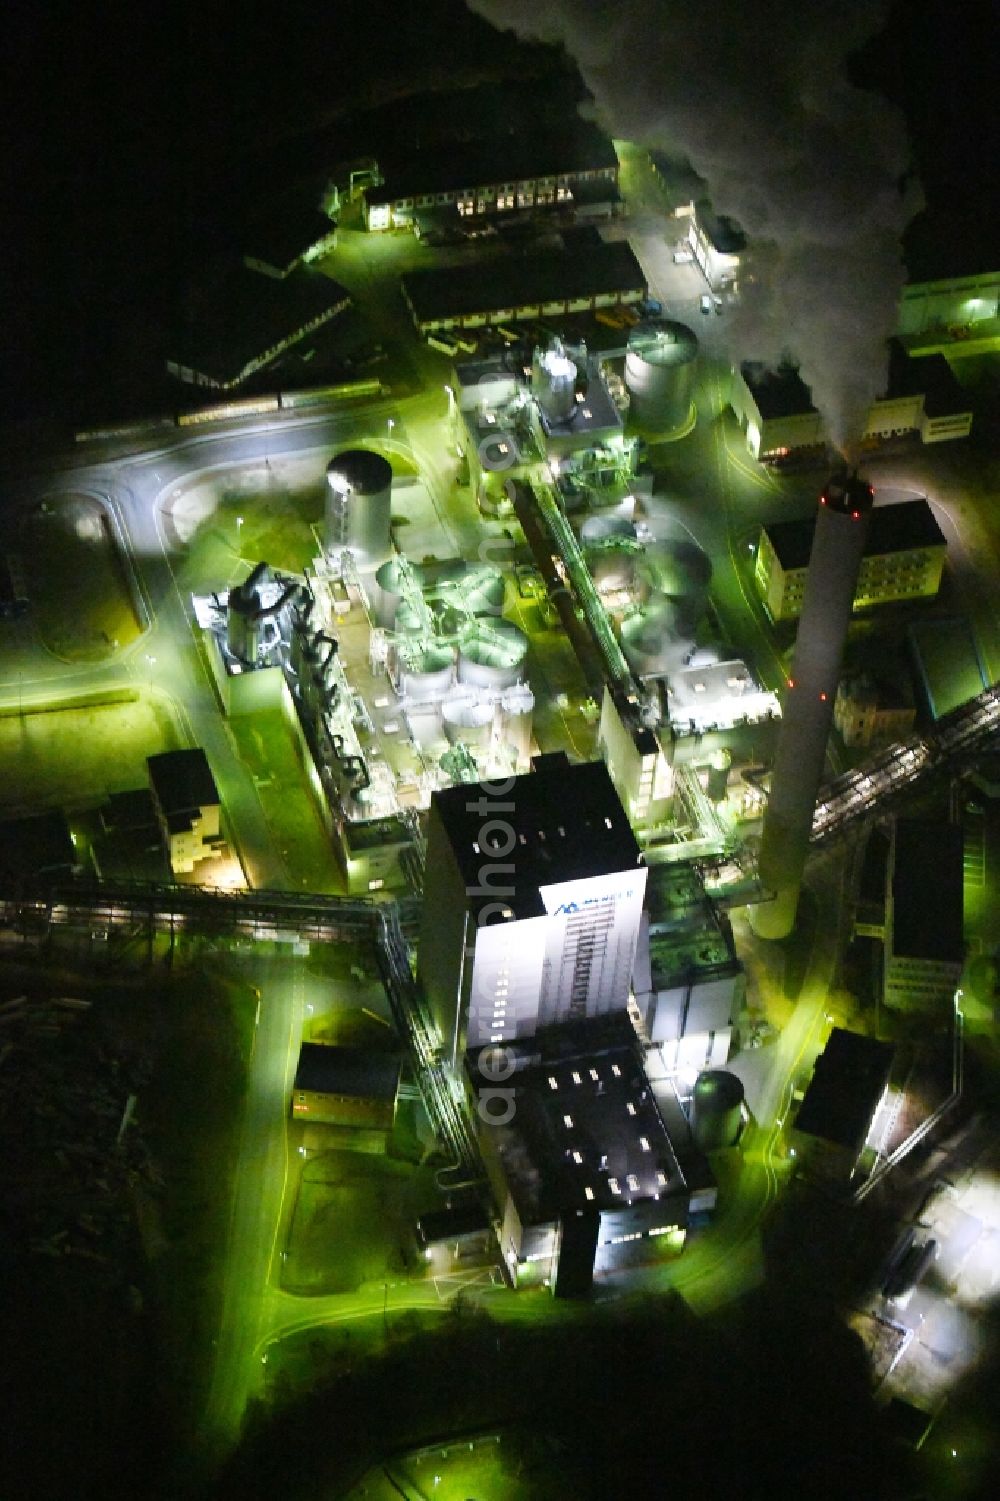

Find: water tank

[457,619,528,690]
[441,695,495,750]
[654,539,712,633]
[531,341,578,425]
[394,640,455,702]
[499,684,534,762]
[373,556,420,629]
[325,449,393,563]
[691,1070,745,1152]
[624,320,699,432]
[620,602,689,679]
[585,542,639,594]
[456,562,505,617]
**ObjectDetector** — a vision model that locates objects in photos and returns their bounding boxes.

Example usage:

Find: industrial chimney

[750,468,875,939]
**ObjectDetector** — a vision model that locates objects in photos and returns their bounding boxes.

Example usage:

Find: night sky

[1,0,995,427]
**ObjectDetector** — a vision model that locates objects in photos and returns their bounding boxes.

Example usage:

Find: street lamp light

[387,418,395,437]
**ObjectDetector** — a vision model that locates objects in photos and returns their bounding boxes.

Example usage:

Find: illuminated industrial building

[751,471,874,939]
[400,241,646,336]
[882,820,964,1012]
[166,260,351,390]
[146,749,224,875]
[676,199,745,291]
[834,672,916,749]
[418,753,647,1070]
[754,498,946,622]
[730,343,973,464]
[791,1028,895,1183]
[363,122,619,231]
[632,862,744,1072]
[291,1043,401,1132]
[472,1015,708,1295]
[897,268,998,347]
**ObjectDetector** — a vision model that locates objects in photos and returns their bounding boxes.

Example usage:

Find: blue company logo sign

[553,890,634,915]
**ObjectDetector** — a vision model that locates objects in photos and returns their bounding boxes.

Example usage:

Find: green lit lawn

[344,1430,574,1501]
[283,1150,437,1294]
[0,691,181,813]
[21,495,143,661]
[228,707,343,892]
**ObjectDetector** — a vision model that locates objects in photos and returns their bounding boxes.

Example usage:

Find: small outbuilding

[291,1043,401,1130]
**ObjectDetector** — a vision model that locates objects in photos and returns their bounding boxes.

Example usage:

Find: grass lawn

[347,1431,556,1501]
[228,707,343,891]
[0,691,182,814]
[21,495,143,661]
[283,1150,436,1294]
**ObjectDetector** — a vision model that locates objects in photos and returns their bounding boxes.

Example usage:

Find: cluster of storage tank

[370,551,534,765]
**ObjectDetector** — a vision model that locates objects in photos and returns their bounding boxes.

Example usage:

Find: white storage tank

[442,695,495,750]
[394,640,455,702]
[625,320,699,433]
[585,542,639,594]
[457,619,528,690]
[620,602,689,679]
[499,684,534,762]
[531,340,578,425]
[325,449,393,564]
[373,556,421,629]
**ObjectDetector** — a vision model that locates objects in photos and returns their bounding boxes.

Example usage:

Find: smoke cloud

[465,0,922,451]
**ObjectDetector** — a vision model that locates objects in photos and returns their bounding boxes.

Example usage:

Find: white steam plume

[466,0,923,452]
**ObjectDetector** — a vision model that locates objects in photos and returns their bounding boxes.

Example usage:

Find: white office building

[418,753,647,1069]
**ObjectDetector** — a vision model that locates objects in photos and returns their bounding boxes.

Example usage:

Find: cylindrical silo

[624,320,699,432]
[619,601,688,679]
[325,449,393,564]
[442,695,494,750]
[531,341,578,426]
[585,541,639,595]
[691,1070,745,1152]
[654,539,712,634]
[457,619,528,690]
[750,470,875,939]
[373,556,422,629]
[394,640,455,702]
[499,684,534,762]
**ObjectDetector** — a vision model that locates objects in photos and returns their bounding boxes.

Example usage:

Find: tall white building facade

[418,753,647,1069]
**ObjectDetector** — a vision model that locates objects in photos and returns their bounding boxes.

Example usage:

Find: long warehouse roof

[401,241,646,323]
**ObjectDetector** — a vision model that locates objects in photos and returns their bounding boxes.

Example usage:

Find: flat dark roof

[695,199,746,255]
[892,820,963,962]
[472,1014,686,1220]
[741,362,816,420]
[369,122,618,204]
[294,1043,400,1100]
[0,812,76,882]
[765,497,947,572]
[243,191,333,271]
[147,749,219,816]
[795,1028,895,1154]
[431,752,642,922]
[746,340,973,424]
[170,260,350,385]
[402,241,646,324]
